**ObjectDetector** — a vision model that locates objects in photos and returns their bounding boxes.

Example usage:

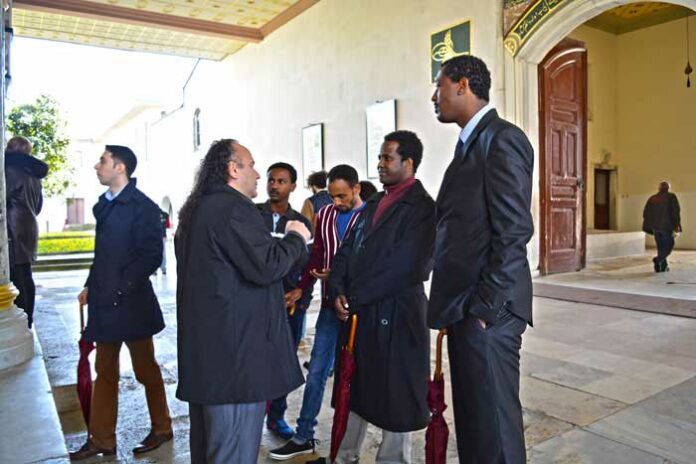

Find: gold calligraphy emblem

[431,30,466,63]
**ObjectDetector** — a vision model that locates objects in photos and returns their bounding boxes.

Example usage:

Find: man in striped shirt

[270,164,365,460]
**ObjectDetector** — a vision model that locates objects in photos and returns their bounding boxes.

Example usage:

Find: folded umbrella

[425,329,449,464]
[330,313,358,463]
[76,303,95,430]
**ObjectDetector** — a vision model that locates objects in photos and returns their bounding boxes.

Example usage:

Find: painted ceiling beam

[14,0,264,43]
[260,0,320,37]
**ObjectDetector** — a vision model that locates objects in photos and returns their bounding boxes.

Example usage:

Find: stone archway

[502,0,696,272]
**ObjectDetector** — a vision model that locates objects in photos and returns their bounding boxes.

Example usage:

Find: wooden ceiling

[11,0,319,60]
[586,2,694,35]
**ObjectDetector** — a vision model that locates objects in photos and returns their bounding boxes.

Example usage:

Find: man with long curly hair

[175,139,311,462]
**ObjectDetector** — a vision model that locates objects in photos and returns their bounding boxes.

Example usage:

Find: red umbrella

[425,329,449,464]
[330,314,358,463]
[77,304,94,430]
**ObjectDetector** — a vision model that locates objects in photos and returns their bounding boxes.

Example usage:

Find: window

[193,108,201,151]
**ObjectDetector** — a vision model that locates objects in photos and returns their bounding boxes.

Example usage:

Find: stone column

[0,1,34,370]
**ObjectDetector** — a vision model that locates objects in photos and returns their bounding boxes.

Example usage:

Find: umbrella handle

[79,303,86,333]
[435,329,447,379]
[347,314,358,355]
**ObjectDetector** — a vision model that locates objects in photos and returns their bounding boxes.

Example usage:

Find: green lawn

[38,232,95,255]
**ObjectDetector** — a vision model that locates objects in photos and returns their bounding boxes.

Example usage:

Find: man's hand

[78,288,88,306]
[286,220,311,243]
[284,288,303,308]
[310,268,330,280]
[334,295,350,321]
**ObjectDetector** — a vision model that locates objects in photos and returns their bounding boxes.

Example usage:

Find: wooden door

[539,39,587,274]
[594,169,611,230]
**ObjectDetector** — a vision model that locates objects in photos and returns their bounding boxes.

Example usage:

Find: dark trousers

[10,263,35,328]
[268,307,306,423]
[448,309,527,464]
[653,230,674,266]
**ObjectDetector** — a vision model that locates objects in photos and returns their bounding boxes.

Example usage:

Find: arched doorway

[504,0,696,274]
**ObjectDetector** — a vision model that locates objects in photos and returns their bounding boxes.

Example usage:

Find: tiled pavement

[29,248,696,463]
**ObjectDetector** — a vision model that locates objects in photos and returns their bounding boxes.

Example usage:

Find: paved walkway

[27,250,696,463]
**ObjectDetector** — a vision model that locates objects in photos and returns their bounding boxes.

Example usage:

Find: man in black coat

[325,130,436,463]
[429,55,534,464]
[257,161,313,439]
[71,145,172,460]
[175,139,311,462]
[5,136,47,328]
[642,181,682,272]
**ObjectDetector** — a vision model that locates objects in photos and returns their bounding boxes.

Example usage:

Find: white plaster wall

[168,0,505,209]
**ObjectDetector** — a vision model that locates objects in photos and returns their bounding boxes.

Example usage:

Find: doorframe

[502,0,696,273]
[538,38,587,275]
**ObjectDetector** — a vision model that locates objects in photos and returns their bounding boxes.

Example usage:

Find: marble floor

[29,250,696,463]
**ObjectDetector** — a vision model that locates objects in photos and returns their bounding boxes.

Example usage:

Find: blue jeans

[268,308,307,423]
[654,230,675,263]
[295,307,341,442]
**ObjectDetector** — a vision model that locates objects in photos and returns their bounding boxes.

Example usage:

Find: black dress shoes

[132,430,174,454]
[69,439,116,461]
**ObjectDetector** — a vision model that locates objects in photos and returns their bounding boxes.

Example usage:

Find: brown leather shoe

[69,439,116,461]
[132,430,174,454]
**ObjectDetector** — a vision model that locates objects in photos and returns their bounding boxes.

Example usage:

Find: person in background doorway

[642,181,682,272]
[358,180,378,202]
[257,162,313,440]
[301,170,332,230]
[5,136,47,329]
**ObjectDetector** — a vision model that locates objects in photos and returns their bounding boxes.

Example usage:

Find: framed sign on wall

[431,20,471,81]
[302,123,324,185]
[365,100,396,179]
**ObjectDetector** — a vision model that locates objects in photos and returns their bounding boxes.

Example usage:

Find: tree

[6,94,72,197]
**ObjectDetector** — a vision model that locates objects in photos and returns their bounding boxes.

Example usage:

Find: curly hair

[177,139,238,239]
[383,130,423,173]
[441,55,491,102]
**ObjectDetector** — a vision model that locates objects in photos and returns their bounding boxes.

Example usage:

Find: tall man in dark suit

[429,55,534,464]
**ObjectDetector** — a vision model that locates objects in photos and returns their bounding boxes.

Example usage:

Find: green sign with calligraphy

[431,21,471,82]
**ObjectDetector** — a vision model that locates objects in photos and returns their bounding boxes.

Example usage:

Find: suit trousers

[90,337,172,449]
[335,411,412,464]
[448,309,527,464]
[189,401,265,464]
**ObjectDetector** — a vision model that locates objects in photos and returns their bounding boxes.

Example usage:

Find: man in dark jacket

[301,170,333,230]
[5,136,47,328]
[257,161,313,439]
[70,145,172,460]
[643,181,682,272]
[175,139,311,462]
[429,55,534,464]
[325,130,436,463]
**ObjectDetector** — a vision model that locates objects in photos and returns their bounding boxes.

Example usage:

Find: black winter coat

[84,179,165,343]
[642,192,681,234]
[175,185,307,405]
[5,151,47,265]
[329,180,436,432]
[429,110,534,329]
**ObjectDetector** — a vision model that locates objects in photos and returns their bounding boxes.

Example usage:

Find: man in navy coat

[70,145,172,460]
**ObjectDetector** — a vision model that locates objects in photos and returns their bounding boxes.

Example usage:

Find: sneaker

[266,418,294,440]
[269,438,317,460]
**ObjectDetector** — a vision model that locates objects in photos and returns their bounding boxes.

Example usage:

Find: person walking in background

[157,208,171,275]
[643,181,682,272]
[175,139,310,462]
[270,165,365,461]
[301,170,332,230]
[358,180,378,202]
[4,136,47,329]
[70,145,172,460]
[257,162,313,440]
[429,54,535,464]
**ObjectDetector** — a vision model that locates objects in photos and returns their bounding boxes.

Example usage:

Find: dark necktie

[454,139,464,159]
